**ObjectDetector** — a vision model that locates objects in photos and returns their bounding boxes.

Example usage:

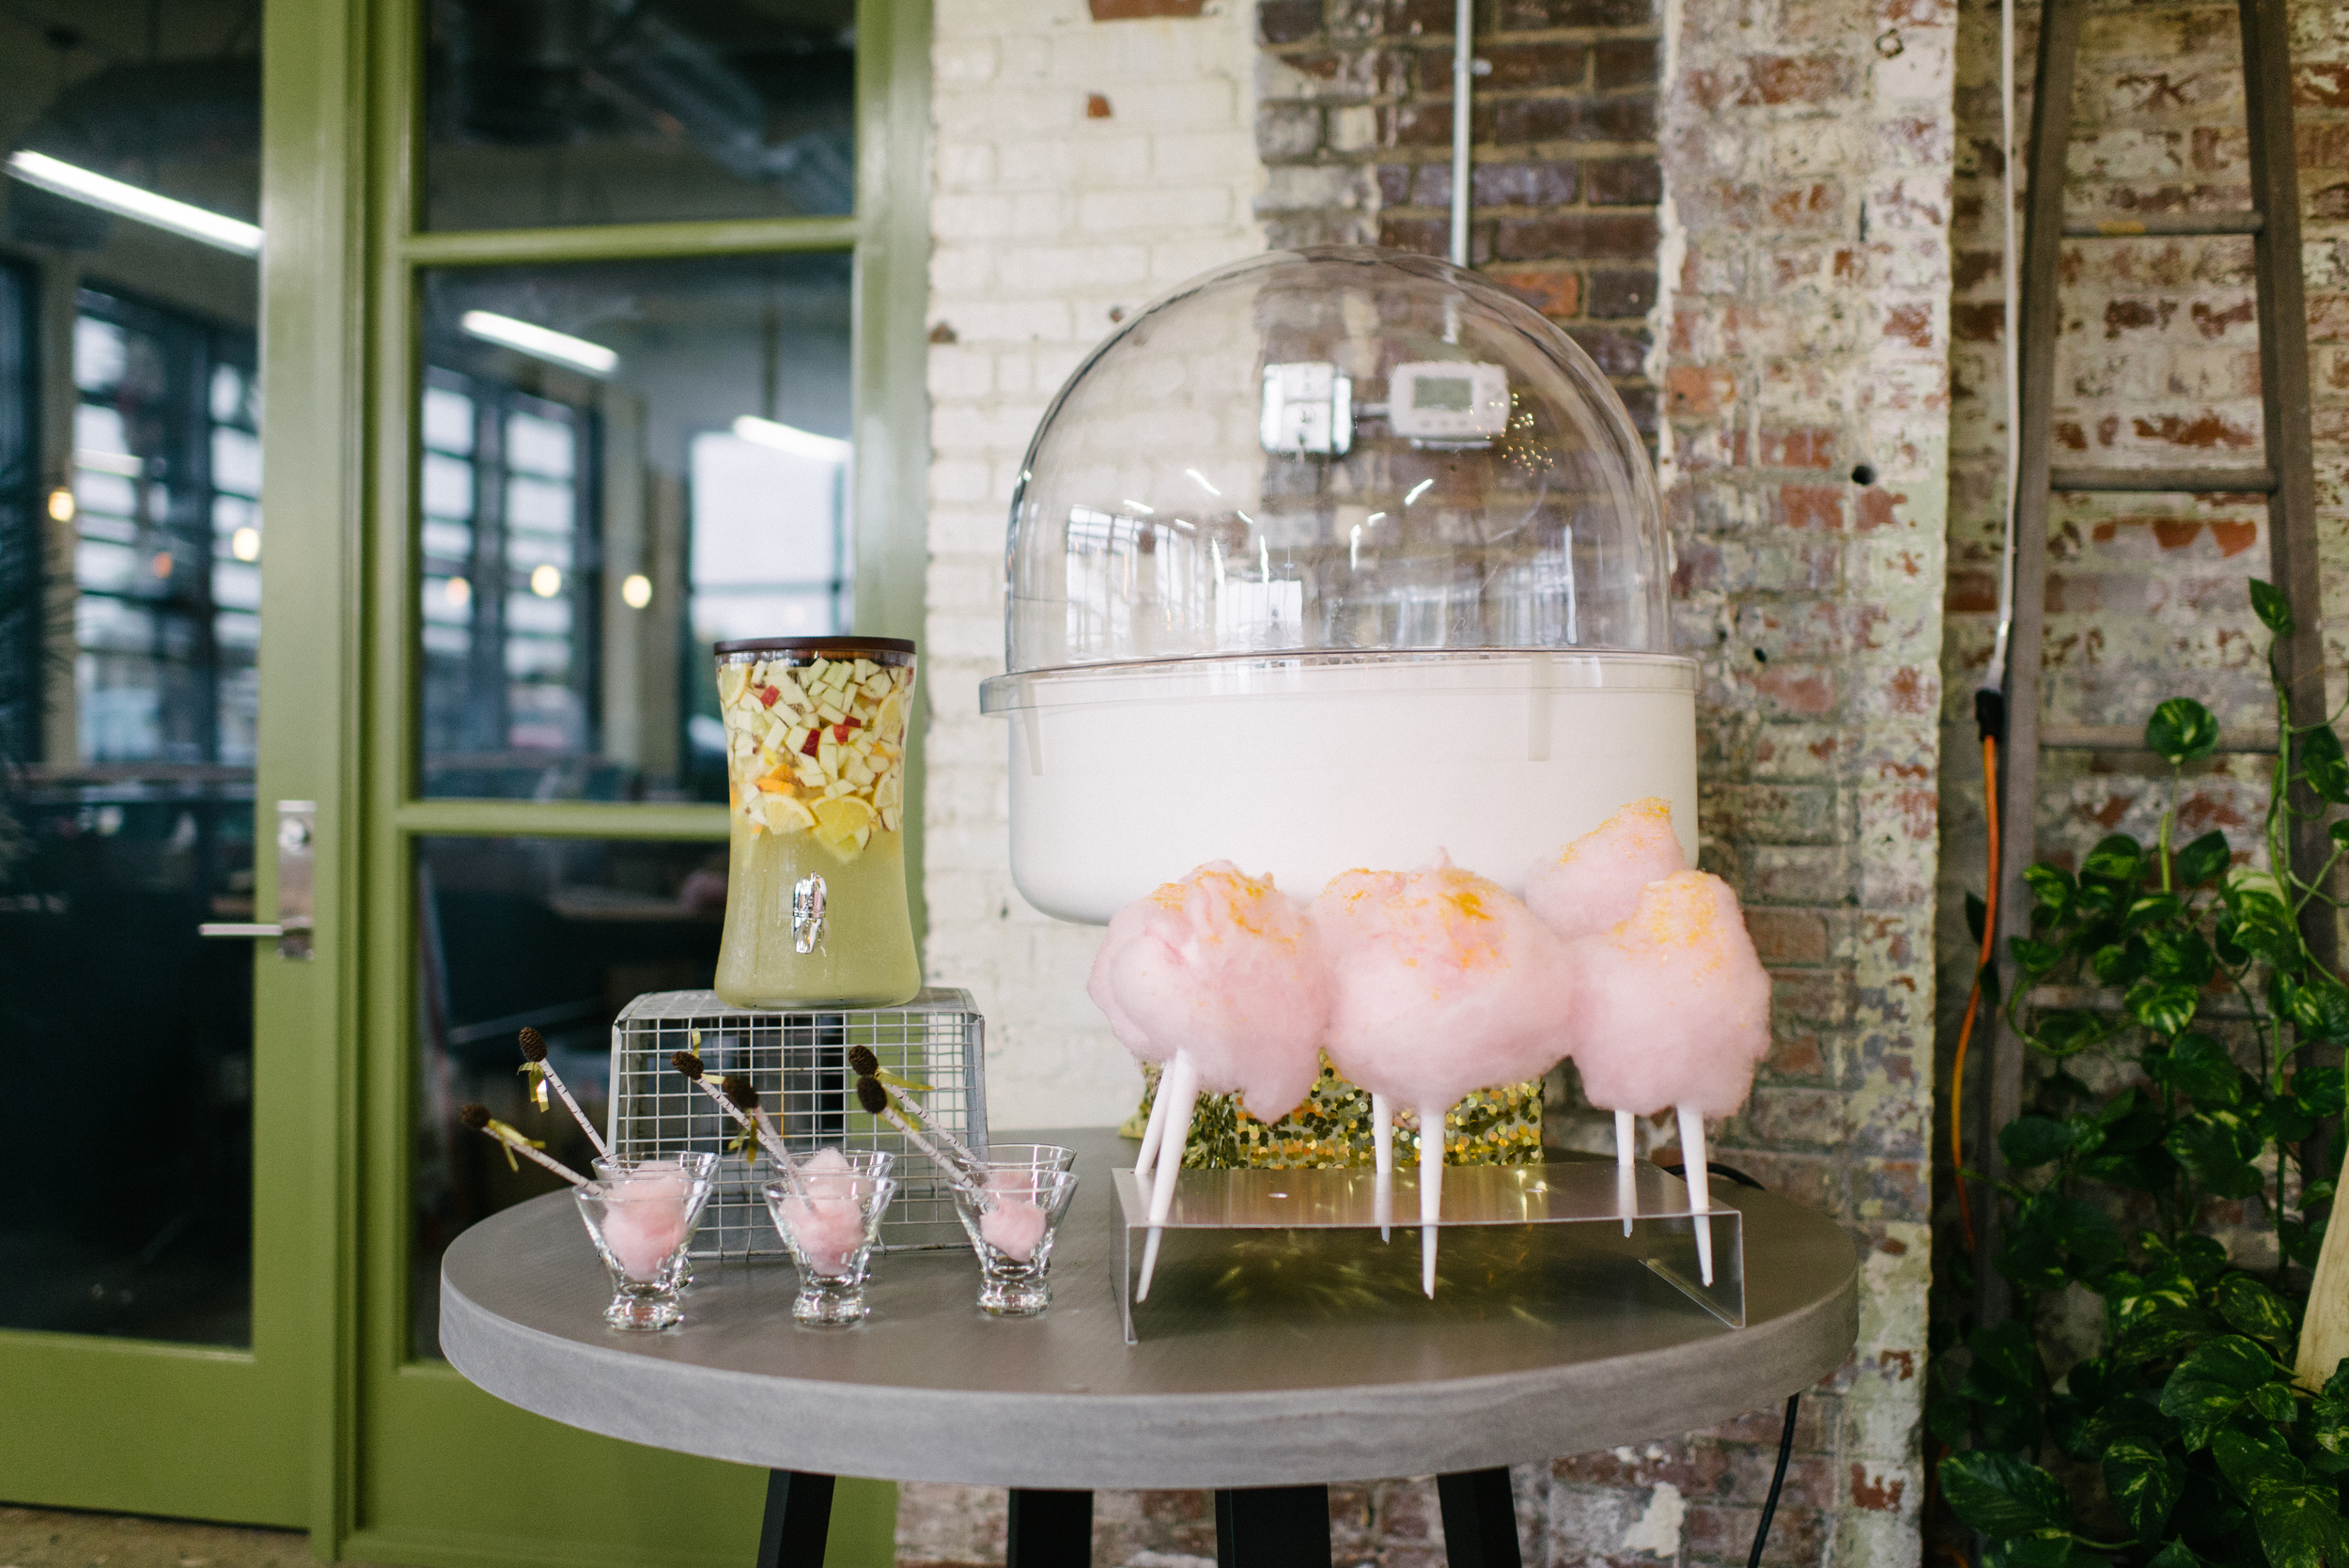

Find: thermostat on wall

[1388,361,1508,443]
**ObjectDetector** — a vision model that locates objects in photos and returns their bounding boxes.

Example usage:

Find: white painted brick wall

[923,0,1267,1131]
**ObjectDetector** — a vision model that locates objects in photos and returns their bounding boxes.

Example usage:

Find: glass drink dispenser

[713,636,921,1008]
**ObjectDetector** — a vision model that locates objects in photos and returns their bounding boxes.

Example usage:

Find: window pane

[415,252,853,800]
[410,834,725,1358]
[421,0,856,231]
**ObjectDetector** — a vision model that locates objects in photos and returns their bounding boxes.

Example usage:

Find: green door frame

[253,0,932,1561]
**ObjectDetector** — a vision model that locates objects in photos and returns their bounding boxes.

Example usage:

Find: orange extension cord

[1950,734,1999,1253]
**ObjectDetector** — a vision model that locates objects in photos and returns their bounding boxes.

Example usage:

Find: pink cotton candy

[1086,861,1329,1125]
[1523,797,1688,942]
[1566,870,1772,1118]
[776,1147,873,1277]
[979,1171,1050,1262]
[1314,855,1575,1110]
[600,1172,690,1281]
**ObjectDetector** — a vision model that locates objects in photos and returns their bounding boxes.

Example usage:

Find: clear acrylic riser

[608,987,987,1258]
[1112,1160,1744,1344]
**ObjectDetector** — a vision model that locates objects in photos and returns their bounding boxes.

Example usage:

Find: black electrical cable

[1657,1158,1800,1568]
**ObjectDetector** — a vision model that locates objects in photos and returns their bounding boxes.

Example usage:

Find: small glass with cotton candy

[952,1165,1080,1315]
[575,1152,718,1330]
[762,1147,898,1326]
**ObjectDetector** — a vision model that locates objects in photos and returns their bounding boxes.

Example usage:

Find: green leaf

[2247,1483,2349,1568]
[1970,1320,2045,1393]
[2080,1393,2170,1455]
[2093,939,2149,987]
[2127,978,2201,1037]
[2148,1033,2246,1109]
[2216,1273,2297,1353]
[2141,1543,2205,1568]
[2012,936,2063,976]
[2084,833,2146,886]
[2127,892,2186,930]
[2309,1360,2349,1455]
[2148,697,2222,765]
[2176,830,2234,887]
[2291,978,2349,1045]
[2168,1115,2265,1200]
[2143,928,2217,987]
[2027,862,2077,912]
[2161,1336,2279,1448]
[2248,1380,2298,1421]
[1940,1448,2074,1535]
[2295,1067,2345,1116]
[2280,1217,2327,1271]
[2301,725,2349,807]
[2105,1437,2184,1542]
[2001,1115,2078,1170]
[1986,1538,2097,1568]
[2333,818,2349,851]
[2034,1010,2112,1057]
[2251,577,2295,635]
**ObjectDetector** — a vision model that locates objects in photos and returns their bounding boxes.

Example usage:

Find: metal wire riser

[608,988,988,1259]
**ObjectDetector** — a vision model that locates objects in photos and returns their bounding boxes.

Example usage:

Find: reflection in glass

[422,0,856,232]
[70,292,262,767]
[411,834,725,1358]
[415,253,853,800]
[0,7,263,1348]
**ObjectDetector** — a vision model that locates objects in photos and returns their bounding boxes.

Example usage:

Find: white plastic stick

[1616,1109,1637,1236]
[1136,1054,1200,1302]
[889,1085,988,1182]
[1372,1093,1394,1242]
[1420,1103,1446,1296]
[875,1098,989,1209]
[540,1063,611,1161]
[1135,1072,1173,1186]
[1677,1103,1714,1287]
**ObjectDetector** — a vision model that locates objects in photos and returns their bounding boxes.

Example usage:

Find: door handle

[197,800,316,959]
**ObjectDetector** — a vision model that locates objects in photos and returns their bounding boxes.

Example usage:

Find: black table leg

[1007,1488,1094,1566]
[1215,1484,1331,1568]
[1437,1468,1522,1568]
[754,1469,834,1568]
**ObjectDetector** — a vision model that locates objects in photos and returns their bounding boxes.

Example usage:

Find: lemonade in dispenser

[712,636,921,1009]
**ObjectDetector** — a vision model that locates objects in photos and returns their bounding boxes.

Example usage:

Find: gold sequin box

[1127,1056,1544,1170]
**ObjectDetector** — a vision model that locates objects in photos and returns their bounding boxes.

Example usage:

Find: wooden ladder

[1975,0,2332,1326]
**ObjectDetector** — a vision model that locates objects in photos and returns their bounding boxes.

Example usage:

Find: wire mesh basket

[608,987,987,1259]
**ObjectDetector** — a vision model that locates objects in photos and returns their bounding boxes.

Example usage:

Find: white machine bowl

[981,247,1694,924]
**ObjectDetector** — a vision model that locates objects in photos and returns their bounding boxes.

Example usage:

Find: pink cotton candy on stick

[1086,862,1330,1300]
[776,1147,873,1277]
[1523,797,1688,941]
[1315,855,1575,1296]
[1566,870,1772,1284]
[978,1171,1050,1263]
[600,1171,691,1281]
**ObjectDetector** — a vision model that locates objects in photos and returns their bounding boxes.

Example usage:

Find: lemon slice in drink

[811,794,877,849]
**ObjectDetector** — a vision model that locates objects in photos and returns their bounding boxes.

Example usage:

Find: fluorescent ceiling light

[460,310,618,377]
[732,415,850,464]
[6,150,261,256]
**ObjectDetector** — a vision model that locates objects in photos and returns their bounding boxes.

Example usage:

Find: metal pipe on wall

[1451,0,1471,267]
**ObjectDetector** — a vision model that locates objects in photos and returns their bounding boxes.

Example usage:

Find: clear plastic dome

[979,248,1695,924]
[988,246,1670,678]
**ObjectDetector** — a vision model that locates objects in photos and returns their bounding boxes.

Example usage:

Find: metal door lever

[196,800,316,958]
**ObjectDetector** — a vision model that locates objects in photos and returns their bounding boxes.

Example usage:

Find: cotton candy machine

[980,246,1696,924]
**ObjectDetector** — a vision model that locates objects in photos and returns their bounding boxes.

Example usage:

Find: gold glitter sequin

[1130,1054,1544,1170]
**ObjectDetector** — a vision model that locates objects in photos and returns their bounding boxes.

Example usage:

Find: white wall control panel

[1260,362,1354,455]
[1388,361,1509,442]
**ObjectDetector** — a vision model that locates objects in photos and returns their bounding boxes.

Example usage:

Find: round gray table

[443,1129,1858,1567]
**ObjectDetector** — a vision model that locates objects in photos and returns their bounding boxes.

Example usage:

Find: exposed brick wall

[1639,0,1956,1556]
[1243,1,1953,1565]
[1253,0,1665,432]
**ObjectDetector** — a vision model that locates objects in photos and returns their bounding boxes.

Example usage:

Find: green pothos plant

[1935,580,2349,1568]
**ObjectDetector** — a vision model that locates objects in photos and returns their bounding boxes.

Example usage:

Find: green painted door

[0,3,326,1529]
[332,1,931,1565]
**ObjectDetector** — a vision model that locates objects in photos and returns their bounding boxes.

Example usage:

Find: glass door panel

[0,4,309,1528]
[421,0,858,230]
[412,251,854,801]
